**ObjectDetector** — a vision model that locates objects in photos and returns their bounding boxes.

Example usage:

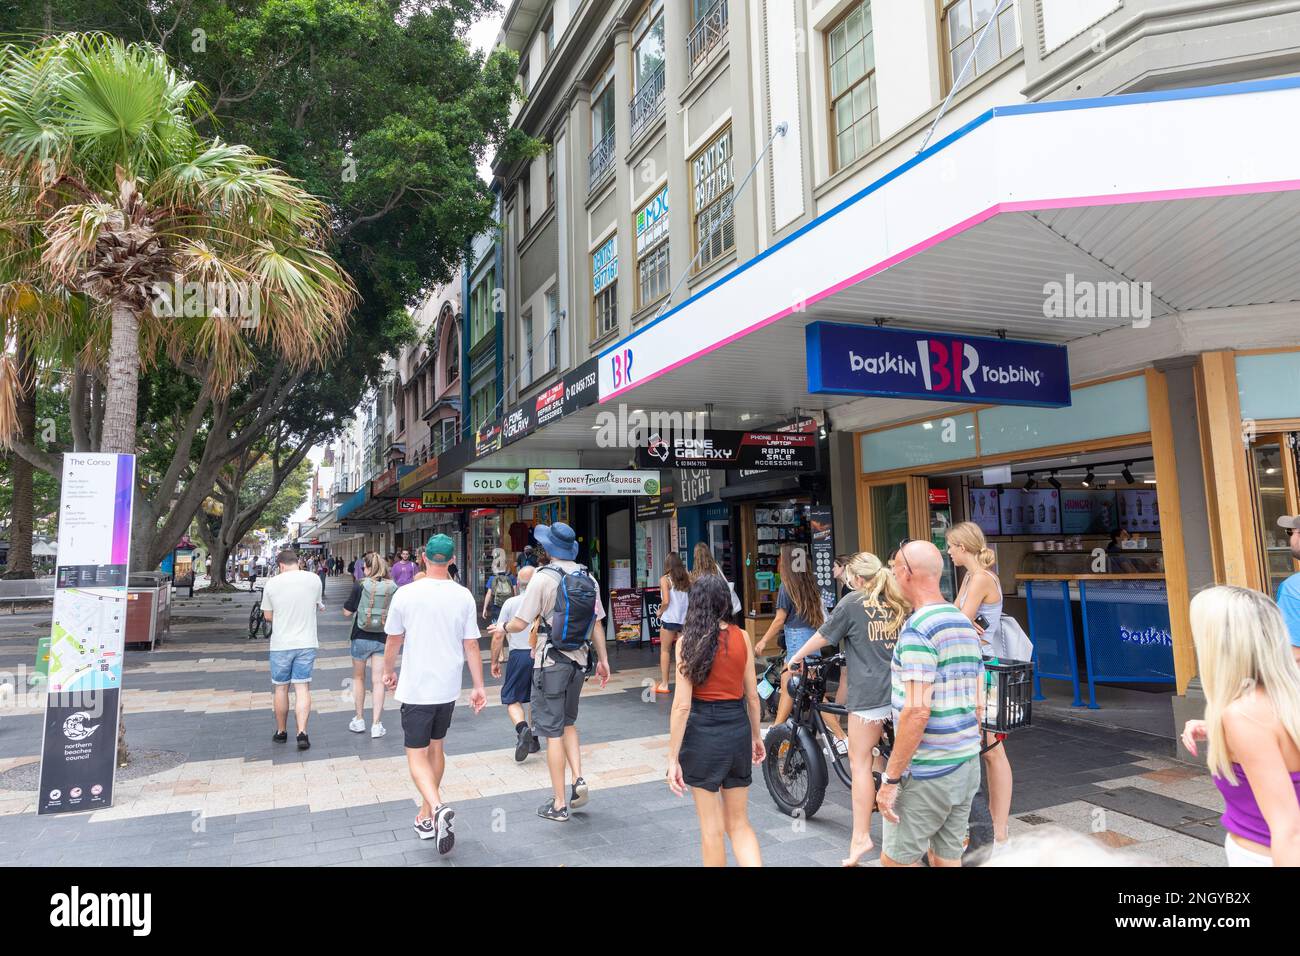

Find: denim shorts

[350,637,385,661]
[783,625,819,659]
[269,648,317,685]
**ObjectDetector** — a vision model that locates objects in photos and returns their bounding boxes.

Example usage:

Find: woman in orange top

[666,574,765,867]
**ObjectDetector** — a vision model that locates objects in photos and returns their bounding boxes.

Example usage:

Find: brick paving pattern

[0,577,1227,866]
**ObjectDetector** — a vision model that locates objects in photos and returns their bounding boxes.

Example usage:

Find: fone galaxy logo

[646,433,670,463]
[611,347,634,389]
[62,712,100,741]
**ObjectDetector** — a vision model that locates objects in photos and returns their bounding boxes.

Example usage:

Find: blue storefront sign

[805,322,1071,408]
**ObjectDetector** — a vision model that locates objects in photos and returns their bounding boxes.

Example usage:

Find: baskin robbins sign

[805,322,1070,408]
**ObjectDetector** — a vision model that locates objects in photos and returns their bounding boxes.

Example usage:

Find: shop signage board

[635,184,669,256]
[419,492,522,508]
[969,488,1000,536]
[38,453,136,815]
[397,499,463,514]
[461,472,526,495]
[999,488,1061,535]
[642,587,663,640]
[592,235,618,295]
[805,322,1071,408]
[610,588,644,643]
[528,469,662,497]
[637,430,815,470]
[1061,490,1119,534]
[475,423,503,458]
[635,472,675,520]
[499,358,600,446]
[675,467,725,506]
[397,456,439,495]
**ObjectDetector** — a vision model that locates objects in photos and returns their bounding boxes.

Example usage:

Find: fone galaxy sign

[636,430,815,470]
[805,322,1071,408]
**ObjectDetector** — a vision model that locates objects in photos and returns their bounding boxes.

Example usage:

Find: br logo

[612,347,634,389]
[917,338,979,395]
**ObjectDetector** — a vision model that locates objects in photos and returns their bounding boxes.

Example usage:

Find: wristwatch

[882,773,904,786]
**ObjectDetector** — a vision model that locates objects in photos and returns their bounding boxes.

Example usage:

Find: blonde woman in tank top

[946,520,1012,847]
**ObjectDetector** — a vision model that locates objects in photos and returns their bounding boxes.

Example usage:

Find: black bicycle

[248,586,271,640]
[762,653,1032,821]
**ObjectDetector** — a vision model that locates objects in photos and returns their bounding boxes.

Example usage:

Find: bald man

[877,539,985,867]
[488,566,540,762]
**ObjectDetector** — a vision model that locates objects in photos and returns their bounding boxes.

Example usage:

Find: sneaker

[514,724,534,763]
[569,777,589,809]
[529,734,541,754]
[414,814,436,840]
[371,722,386,739]
[296,732,310,751]
[537,800,569,823]
[272,730,288,743]
[433,804,455,854]
[349,716,366,734]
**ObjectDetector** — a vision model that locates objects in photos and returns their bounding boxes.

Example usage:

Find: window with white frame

[545,288,559,371]
[942,0,1019,91]
[635,184,670,309]
[592,236,618,339]
[827,1,879,171]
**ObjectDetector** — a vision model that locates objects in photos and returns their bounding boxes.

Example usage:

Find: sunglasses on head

[897,539,914,575]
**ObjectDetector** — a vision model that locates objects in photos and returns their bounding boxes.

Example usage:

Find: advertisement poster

[809,508,836,609]
[38,453,136,815]
[610,559,632,590]
[1061,490,1119,534]
[528,469,661,497]
[610,588,643,643]
[1118,489,1159,532]
[968,488,1000,537]
[998,489,1060,535]
[643,587,663,641]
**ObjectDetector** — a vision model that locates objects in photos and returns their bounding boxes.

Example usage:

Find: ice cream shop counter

[1014,572,1173,709]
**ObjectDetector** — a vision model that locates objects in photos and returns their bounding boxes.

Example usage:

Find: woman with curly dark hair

[666,574,765,866]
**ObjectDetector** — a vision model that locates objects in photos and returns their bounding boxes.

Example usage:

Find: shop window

[691,125,734,271]
[594,283,618,340]
[826,1,879,171]
[544,288,559,371]
[592,235,618,340]
[942,0,1020,92]
[520,309,534,389]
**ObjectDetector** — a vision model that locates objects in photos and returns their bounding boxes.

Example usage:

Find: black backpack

[538,565,598,651]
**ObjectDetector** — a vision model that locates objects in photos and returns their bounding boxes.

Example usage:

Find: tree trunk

[101,301,140,769]
[100,302,140,456]
[3,340,36,580]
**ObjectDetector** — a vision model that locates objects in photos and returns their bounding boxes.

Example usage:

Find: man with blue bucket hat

[493,521,610,822]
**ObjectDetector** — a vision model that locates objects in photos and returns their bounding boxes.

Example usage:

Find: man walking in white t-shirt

[488,565,538,762]
[260,549,324,750]
[382,534,487,855]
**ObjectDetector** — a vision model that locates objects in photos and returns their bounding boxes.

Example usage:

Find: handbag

[990,613,1034,662]
[719,572,742,616]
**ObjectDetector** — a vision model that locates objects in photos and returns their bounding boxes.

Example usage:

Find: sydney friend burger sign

[528,469,662,497]
[805,322,1071,408]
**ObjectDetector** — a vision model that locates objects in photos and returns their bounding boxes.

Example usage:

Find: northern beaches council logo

[62,712,100,741]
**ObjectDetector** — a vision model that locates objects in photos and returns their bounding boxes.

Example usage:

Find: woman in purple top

[391,549,418,588]
[1181,586,1300,866]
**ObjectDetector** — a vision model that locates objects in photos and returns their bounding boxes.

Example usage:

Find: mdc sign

[805,322,1070,408]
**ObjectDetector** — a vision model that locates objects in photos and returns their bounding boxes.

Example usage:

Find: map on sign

[46,588,127,692]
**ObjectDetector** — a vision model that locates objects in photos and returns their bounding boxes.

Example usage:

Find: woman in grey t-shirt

[787,552,908,867]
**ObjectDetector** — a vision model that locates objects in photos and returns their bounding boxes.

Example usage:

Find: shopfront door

[1249,433,1300,597]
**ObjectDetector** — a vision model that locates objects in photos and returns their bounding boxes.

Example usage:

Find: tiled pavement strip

[0,577,1228,866]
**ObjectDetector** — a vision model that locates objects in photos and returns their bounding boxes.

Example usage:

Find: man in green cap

[382,533,486,855]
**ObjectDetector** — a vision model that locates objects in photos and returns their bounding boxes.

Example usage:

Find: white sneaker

[348,716,365,733]
[371,722,386,739]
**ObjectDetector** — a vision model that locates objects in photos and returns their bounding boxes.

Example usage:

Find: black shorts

[678,699,752,792]
[400,702,455,748]
[532,658,583,738]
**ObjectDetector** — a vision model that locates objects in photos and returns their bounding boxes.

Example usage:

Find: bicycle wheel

[247,604,261,640]
[762,723,826,819]
[260,614,272,640]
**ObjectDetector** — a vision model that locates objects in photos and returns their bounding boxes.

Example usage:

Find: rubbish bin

[126,572,172,649]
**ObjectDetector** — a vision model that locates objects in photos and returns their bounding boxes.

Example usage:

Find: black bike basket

[982,660,1033,733]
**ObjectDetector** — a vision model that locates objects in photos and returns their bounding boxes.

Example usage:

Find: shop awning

[594,77,1300,423]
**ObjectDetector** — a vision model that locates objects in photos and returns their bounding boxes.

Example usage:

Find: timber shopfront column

[1196,351,1261,590]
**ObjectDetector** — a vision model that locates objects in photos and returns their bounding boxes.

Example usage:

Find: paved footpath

[0,577,1227,866]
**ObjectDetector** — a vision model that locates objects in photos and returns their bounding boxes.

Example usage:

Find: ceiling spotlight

[1082,468,1096,488]
[1122,463,1135,485]
[1048,471,1062,491]
[1024,473,1038,490]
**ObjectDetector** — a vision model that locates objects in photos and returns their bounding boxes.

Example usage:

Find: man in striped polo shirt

[879,540,985,867]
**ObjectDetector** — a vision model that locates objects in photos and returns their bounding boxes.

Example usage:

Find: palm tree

[0,33,356,456]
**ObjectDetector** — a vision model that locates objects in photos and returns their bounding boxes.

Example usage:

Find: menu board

[1060,490,1119,534]
[1118,489,1159,532]
[610,588,643,643]
[968,488,1000,536]
[999,488,1061,535]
